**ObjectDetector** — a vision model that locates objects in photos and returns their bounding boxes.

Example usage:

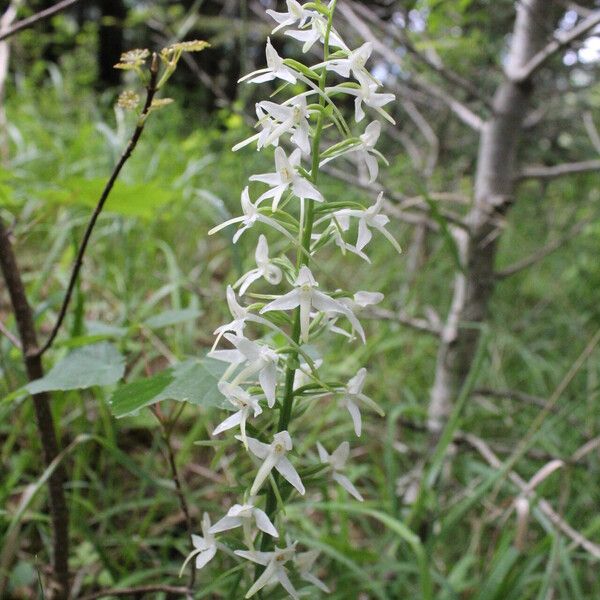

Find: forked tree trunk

[428,0,555,431]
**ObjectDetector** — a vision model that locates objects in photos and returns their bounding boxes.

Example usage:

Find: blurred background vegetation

[1,0,600,598]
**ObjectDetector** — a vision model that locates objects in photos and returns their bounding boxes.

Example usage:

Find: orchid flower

[339,368,384,437]
[180,513,217,573]
[257,95,312,155]
[317,441,364,501]
[326,290,384,339]
[210,501,278,538]
[286,13,347,53]
[335,192,402,254]
[210,333,280,407]
[294,549,331,592]
[233,235,282,295]
[327,81,396,124]
[235,542,299,599]
[243,431,305,496]
[322,42,378,87]
[250,147,323,210]
[239,38,297,85]
[261,265,363,343]
[266,0,313,34]
[232,105,279,152]
[208,187,294,244]
[213,382,262,446]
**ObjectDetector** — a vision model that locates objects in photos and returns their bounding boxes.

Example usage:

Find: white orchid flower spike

[339,368,384,437]
[209,501,278,538]
[242,431,305,496]
[180,513,217,574]
[261,265,364,343]
[235,541,299,599]
[234,235,282,295]
[317,441,364,501]
[250,147,323,210]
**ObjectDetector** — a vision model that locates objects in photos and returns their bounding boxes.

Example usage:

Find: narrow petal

[245,561,277,598]
[209,515,242,534]
[346,399,362,437]
[333,472,364,502]
[276,567,300,600]
[275,456,305,495]
[251,452,278,495]
[259,363,278,408]
[245,436,271,459]
[213,411,243,436]
[261,289,302,313]
[253,508,279,537]
[195,545,217,570]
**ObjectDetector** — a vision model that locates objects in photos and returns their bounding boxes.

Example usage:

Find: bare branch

[0,0,80,43]
[506,10,600,82]
[495,218,590,278]
[516,159,600,180]
[337,2,484,131]
[0,317,21,349]
[365,306,441,337]
[35,57,160,357]
[462,432,600,559]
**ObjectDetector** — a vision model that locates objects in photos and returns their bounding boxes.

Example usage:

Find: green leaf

[39,178,176,219]
[109,357,227,418]
[26,342,125,394]
[142,308,201,329]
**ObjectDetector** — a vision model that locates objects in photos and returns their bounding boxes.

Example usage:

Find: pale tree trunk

[428,0,555,431]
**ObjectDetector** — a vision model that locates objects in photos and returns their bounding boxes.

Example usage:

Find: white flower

[335,192,402,254]
[211,334,280,407]
[322,120,387,183]
[257,95,312,155]
[208,186,294,244]
[261,265,364,343]
[294,549,330,593]
[327,81,395,124]
[250,147,323,210]
[317,441,364,501]
[209,501,278,538]
[180,513,217,574]
[243,431,305,496]
[322,42,377,87]
[339,368,383,437]
[266,0,313,34]
[213,382,262,446]
[212,286,250,346]
[286,13,347,53]
[235,542,299,599]
[234,235,282,296]
[232,104,279,152]
[239,38,297,85]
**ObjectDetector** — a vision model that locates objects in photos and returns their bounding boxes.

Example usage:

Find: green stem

[260,2,337,551]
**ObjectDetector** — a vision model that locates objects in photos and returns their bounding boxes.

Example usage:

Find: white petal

[302,571,331,593]
[245,436,271,459]
[346,399,362,437]
[195,545,216,570]
[209,515,242,534]
[260,289,302,313]
[331,441,350,467]
[292,176,324,202]
[235,549,272,566]
[276,567,300,600]
[251,452,278,495]
[259,363,278,408]
[213,410,243,436]
[316,441,329,463]
[275,456,305,495]
[253,508,279,537]
[245,562,277,598]
[333,472,364,502]
[237,269,263,296]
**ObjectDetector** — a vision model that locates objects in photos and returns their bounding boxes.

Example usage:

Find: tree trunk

[428,0,555,432]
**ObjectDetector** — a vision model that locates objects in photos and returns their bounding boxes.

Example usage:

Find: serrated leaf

[142,308,201,329]
[109,357,227,418]
[26,342,125,394]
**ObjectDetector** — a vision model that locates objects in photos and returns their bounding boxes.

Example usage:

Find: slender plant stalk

[0,220,70,599]
[36,55,160,357]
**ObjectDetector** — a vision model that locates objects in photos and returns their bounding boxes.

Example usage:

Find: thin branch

[365,306,441,337]
[0,219,70,598]
[506,9,600,82]
[337,2,484,131]
[35,57,160,357]
[583,111,600,154]
[347,0,493,111]
[78,585,191,600]
[0,0,80,42]
[462,432,600,559]
[516,159,600,180]
[495,218,589,278]
[0,317,21,349]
